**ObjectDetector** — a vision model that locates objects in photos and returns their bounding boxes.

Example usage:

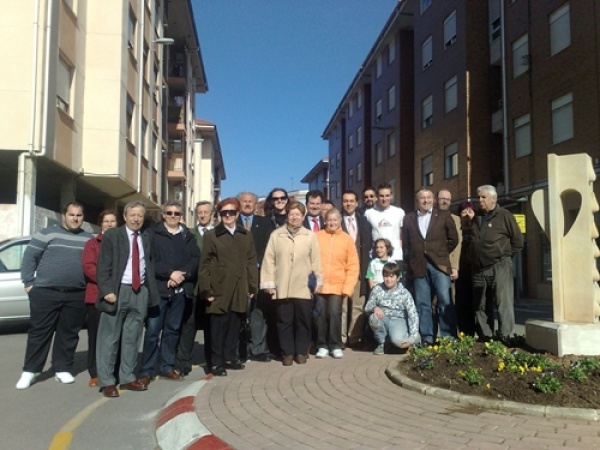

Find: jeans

[369,314,409,348]
[414,261,457,344]
[316,294,343,350]
[140,291,186,376]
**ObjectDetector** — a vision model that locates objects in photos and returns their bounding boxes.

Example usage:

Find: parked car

[0,236,31,322]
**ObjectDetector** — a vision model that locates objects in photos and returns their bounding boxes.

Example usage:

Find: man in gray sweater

[16,202,92,389]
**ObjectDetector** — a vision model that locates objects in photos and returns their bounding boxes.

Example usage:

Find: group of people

[15,181,523,394]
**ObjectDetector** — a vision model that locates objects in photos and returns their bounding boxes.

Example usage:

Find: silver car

[0,236,31,322]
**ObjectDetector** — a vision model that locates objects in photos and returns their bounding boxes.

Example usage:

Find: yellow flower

[433,345,439,351]
[498,360,505,372]
[486,383,491,389]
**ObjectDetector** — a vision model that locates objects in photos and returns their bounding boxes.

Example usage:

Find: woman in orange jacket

[315,208,359,359]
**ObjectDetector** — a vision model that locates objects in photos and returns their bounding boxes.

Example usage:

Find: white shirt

[365,205,405,261]
[417,209,432,238]
[122,227,146,285]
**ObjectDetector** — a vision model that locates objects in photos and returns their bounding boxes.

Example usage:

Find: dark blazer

[402,208,459,278]
[199,222,258,314]
[149,222,200,299]
[341,213,373,295]
[237,214,274,267]
[96,226,160,311]
[303,214,324,231]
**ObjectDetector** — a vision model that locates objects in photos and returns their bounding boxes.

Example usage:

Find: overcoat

[199,222,258,314]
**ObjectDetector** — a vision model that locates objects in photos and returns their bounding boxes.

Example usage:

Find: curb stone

[386,361,600,421]
[155,379,233,450]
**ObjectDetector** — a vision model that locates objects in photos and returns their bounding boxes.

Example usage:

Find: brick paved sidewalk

[192,349,600,449]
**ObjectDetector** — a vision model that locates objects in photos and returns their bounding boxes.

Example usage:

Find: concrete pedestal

[526,319,600,356]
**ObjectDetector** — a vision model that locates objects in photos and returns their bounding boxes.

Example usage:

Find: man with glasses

[175,201,214,375]
[138,201,199,386]
[358,187,377,215]
[237,192,274,362]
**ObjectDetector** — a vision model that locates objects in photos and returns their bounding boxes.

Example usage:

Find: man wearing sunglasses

[138,201,200,386]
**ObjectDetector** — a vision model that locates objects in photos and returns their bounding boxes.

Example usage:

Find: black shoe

[251,353,271,363]
[225,360,245,370]
[211,366,228,376]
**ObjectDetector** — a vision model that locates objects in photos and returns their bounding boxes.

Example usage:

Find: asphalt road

[0,324,205,450]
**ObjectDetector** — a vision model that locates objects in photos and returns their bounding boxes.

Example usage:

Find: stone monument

[527,153,600,356]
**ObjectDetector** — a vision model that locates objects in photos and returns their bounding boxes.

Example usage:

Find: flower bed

[399,334,600,409]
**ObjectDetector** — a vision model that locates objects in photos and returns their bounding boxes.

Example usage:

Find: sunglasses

[272,196,287,202]
[164,211,182,217]
[219,209,238,217]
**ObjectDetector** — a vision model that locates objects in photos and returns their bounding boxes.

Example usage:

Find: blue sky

[193,0,398,199]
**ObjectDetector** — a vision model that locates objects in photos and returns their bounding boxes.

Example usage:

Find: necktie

[312,217,320,232]
[245,216,251,231]
[132,232,141,291]
[348,216,357,242]
[201,227,207,235]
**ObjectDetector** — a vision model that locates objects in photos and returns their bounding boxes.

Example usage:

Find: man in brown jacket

[402,189,458,345]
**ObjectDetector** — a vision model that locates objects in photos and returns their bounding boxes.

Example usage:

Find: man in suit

[302,190,325,232]
[238,192,275,362]
[175,201,213,375]
[402,188,458,345]
[95,201,160,398]
[340,190,373,348]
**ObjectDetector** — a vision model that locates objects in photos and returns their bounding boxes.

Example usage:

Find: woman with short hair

[261,201,323,366]
[315,208,359,359]
[199,198,258,376]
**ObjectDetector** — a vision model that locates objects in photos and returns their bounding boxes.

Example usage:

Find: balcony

[167,152,186,180]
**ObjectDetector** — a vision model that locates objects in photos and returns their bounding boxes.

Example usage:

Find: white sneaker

[315,348,329,358]
[331,349,344,359]
[54,372,75,384]
[16,371,37,390]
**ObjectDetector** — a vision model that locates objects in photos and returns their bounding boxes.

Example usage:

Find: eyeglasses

[219,209,238,217]
[164,211,182,217]
[272,196,287,202]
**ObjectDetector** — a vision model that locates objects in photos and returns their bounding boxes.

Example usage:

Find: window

[171,139,182,153]
[336,151,341,168]
[444,75,457,113]
[514,114,532,157]
[489,0,501,41]
[357,89,362,109]
[550,3,570,56]
[388,85,396,111]
[348,134,354,154]
[56,56,73,115]
[422,95,433,128]
[444,142,458,178]
[388,39,396,64]
[376,55,382,79]
[348,99,354,118]
[348,168,354,188]
[128,9,137,52]
[420,0,432,14]
[422,155,433,186]
[0,240,28,272]
[126,96,135,141]
[357,126,363,146]
[336,182,341,199]
[375,98,383,123]
[141,119,148,158]
[552,92,573,144]
[387,132,396,157]
[512,33,529,78]
[375,142,383,166]
[357,162,363,181]
[422,36,433,69]
[444,10,457,48]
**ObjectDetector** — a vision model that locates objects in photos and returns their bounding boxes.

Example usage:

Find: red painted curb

[156,396,195,428]
[187,434,233,450]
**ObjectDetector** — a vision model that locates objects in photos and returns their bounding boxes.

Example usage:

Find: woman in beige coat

[261,202,323,366]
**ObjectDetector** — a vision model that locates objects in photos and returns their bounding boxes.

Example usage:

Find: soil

[398,341,600,409]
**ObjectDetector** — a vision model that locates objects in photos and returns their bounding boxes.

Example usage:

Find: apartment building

[321,0,600,298]
[301,157,330,198]
[322,1,414,209]
[0,0,207,238]
[191,119,226,213]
